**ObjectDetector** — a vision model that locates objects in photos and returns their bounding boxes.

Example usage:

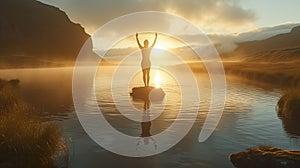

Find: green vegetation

[0,79,67,168]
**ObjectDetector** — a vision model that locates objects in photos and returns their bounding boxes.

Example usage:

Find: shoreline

[189,60,300,88]
[1,60,299,88]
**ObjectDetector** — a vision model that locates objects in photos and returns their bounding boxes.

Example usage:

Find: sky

[36,0,300,53]
[38,0,300,35]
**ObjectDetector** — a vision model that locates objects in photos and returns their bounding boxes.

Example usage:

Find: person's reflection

[136,100,157,150]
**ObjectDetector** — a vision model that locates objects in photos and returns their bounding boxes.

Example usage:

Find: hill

[0,0,90,67]
[222,26,300,87]
[223,26,300,61]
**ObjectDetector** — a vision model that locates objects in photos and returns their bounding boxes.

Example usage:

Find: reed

[0,79,67,168]
[277,87,300,119]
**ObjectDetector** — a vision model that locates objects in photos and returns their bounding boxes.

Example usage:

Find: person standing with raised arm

[136,32,157,87]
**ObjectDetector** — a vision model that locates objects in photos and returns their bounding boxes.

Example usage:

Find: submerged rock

[0,78,20,89]
[229,146,300,168]
[8,79,20,86]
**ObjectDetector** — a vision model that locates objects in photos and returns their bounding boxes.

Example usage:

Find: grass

[187,60,300,87]
[277,87,300,119]
[224,61,300,87]
[0,79,67,168]
[276,87,300,136]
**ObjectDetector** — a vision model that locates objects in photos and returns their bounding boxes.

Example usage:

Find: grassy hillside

[222,26,300,61]
[218,26,300,87]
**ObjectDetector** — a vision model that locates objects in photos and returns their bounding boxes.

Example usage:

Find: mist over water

[1,67,300,168]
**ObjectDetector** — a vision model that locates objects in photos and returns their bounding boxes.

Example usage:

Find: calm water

[1,67,300,168]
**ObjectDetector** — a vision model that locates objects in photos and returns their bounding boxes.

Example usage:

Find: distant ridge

[227,26,300,61]
[0,0,90,67]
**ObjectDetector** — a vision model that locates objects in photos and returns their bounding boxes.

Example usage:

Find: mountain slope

[226,26,300,61]
[0,0,89,66]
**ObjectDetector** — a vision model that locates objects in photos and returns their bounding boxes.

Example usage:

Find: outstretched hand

[150,33,158,48]
[136,33,138,37]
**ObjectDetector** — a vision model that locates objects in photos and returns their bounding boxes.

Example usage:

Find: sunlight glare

[154,71,161,88]
[153,40,171,49]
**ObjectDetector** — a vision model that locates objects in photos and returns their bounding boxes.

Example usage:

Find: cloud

[164,0,257,33]
[39,0,257,34]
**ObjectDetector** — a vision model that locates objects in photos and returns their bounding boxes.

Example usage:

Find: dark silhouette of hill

[224,26,300,61]
[0,0,90,67]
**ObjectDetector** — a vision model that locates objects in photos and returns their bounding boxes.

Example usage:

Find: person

[136,32,157,87]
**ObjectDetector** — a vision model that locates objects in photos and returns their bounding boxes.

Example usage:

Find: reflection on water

[1,67,300,168]
[277,95,300,137]
[0,68,74,115]
[279,115,300,137]
[136,100,157,150]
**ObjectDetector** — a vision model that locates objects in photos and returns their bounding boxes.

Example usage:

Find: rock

[8,79,20,86]
[0,78,20,89]
[130,86,165,101]
[229,146,300,168]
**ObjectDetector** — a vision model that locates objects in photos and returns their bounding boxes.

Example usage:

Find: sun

[153,40,171,49]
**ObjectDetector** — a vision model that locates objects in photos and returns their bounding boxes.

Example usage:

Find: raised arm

[151,33,157,48]
[136,33,143,49]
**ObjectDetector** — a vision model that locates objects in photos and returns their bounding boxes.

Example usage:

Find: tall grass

[0,79,67,168]
[224,61,300,87]
[0,82,19,113]
[277,87,300,119]
[276,87,300,136]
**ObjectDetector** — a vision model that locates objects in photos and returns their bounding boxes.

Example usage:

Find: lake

[1,66,300,168]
